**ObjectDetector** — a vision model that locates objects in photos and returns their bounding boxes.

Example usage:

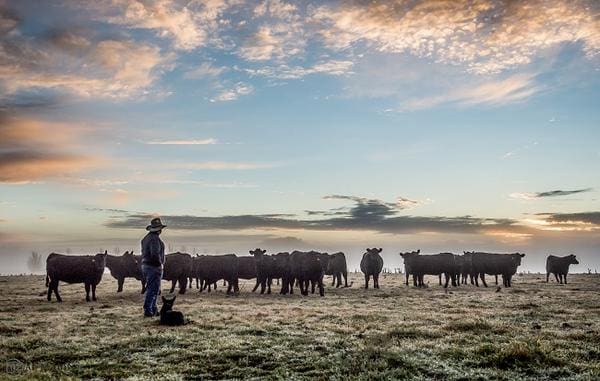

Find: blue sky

[0,0,599,273]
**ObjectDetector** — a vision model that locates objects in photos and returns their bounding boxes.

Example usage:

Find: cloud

[401,74,541,110]
[239,0,305,62]
[243,60,354,79]
[211,82,254,101]
[98,0,211,50]
[174,161,276,170]
[310,0,600,75]
[0,115,101,183]
[145,138,218,145]
[536,212,600,226]
[0,151,98,183]
[183,62,226,79]
[106,194,526,236]
[0,22,174,100]
[510,188,593,200]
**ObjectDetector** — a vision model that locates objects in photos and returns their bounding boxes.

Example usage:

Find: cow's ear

[520,253,525,257]
[104,250,108,255]
[399,253,404,257]
[378,248,382,253]
[249,250,253,255]
[417,249,420,254]
[261,249,266,254]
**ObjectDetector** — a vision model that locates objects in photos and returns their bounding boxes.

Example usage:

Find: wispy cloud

[145,139,217,145]
[211,82,254,102]
[401,74,541,110]
[243,60,354,80]
[511,188,593,200]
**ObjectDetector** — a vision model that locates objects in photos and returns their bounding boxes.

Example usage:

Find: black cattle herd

[44,248,581,302]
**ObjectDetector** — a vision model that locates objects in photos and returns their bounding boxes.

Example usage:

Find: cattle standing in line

[288,251,325,296]
[163,252,193,294]
[360,248,384,289]
[193,254,239,294]
[399,251,456,288]
[105,251,145,293]
[326,252,349,288]
[46,251,108,302]
[464,252,525,287]
[546,254,579,284]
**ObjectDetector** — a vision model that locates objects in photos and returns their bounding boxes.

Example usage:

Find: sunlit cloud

[211,82,254,102]
[243,60,354,79]
[310,0,600,74]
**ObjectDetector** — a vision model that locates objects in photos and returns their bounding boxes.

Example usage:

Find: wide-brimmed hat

[146,217,167,232]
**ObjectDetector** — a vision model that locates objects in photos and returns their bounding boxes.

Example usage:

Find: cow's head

[249,248,267,258]
[364,248,383,259]
[510,253,525,266]
[568,254,579,265]
[93,250,108,271]
[399,249,420,259]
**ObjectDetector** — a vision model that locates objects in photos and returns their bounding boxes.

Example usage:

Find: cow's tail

[45,273,49,287]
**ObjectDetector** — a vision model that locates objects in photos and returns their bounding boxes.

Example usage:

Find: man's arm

[149,236,163,266]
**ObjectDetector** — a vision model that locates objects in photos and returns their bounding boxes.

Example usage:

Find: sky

[0,0,599,274]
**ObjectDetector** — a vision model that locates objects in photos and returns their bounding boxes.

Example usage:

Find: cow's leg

[331,276,335,287]
[170,280,176,293]
[438,274,442,286]
[343,271,349,287]
[364,274,369,289]
[180,277,188,294]
[318,278,325,297]
[260,279,267,294]
[413,274,417,287]
[554,273,560,283]
[546,273,550,283]
[267,278,272,294]
[252,278,260,293]
[223,279,227,287]
[85,282,91,302]
[117,277,124,293]
[480,273,488,288]
[53,281,62,302]
[564,273,568,284]
[336,273,342,288]
[92,283,97,301]
[375,274,380,289]
[559,273,564,284]
[495,275,498,285]
[405,272,409,286]
[443,273,449,288]
[311,280,316,294]
[47,279,53,301]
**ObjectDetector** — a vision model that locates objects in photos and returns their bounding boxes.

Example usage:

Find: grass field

[1,272,598,380]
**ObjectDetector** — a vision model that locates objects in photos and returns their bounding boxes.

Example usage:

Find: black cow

[249,249,290,294]
[546,254,579,284]
[326,252,349,288]
[288,251,325,296]
[46,251,107,302]
[163,252,193,294]
[105,251,144,293]
[464,251,525,287]
[193,254,239,295]
[399,251,456,288]
[400,250,419,286]
[360,248,384,289]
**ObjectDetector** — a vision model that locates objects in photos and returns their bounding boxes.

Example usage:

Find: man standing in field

[141,217,166,317]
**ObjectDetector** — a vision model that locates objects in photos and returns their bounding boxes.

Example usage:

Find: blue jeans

[142,265,162,316]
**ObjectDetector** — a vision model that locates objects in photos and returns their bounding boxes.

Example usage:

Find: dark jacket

[141,232,165,267]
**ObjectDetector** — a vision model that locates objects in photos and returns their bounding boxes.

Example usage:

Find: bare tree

[27,251,43,273]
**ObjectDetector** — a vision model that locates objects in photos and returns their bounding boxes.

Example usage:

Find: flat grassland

[1,273,598,380]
